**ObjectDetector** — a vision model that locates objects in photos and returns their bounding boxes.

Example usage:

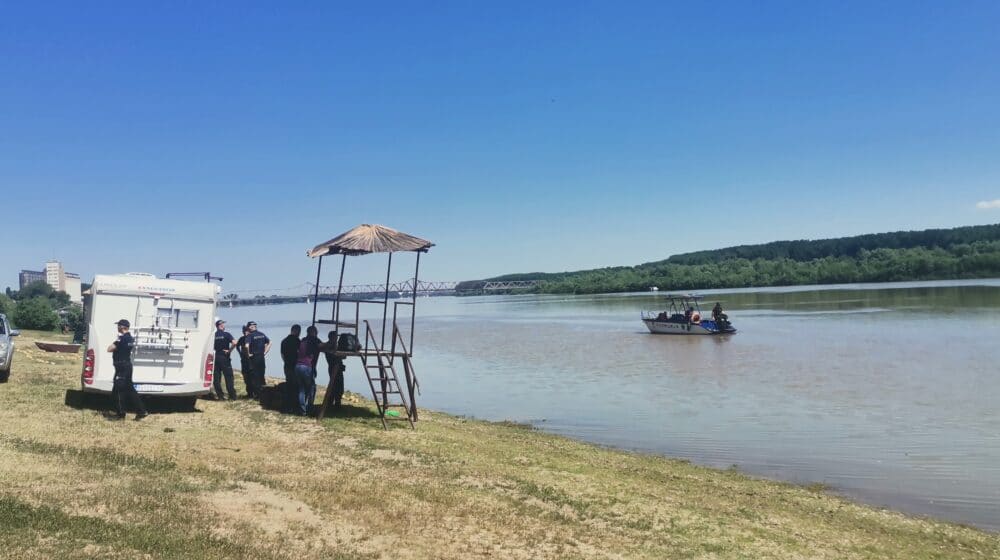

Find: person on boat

[108,319,148,421]
[712,302,728,322]
[686,306,701,324]
[212,320,237,401]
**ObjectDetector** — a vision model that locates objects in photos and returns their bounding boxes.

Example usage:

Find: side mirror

[10,330,20,337]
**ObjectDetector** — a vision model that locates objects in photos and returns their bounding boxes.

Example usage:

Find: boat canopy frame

[658,294,704,317]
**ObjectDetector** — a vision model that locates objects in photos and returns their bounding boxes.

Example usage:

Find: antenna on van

[165,272,224,283]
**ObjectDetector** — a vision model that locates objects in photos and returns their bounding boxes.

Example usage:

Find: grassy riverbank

[1,330,997,559]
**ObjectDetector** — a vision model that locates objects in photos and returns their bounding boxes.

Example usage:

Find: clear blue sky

[3,1,999,293]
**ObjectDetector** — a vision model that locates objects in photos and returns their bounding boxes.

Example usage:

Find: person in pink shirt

[293,326,323,416]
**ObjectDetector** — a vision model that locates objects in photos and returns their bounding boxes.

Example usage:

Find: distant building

[45,260,65,292]
[19,261,82,304]
[64,273,82,304]
[19,270,44,289]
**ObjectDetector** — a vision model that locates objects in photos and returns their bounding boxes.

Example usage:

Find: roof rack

[165,272,224,282]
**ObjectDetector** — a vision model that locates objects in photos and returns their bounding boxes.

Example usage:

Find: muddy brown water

[222,279,1000,531]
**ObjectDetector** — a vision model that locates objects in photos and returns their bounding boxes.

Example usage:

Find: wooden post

[410,251,421,355]
[381,252,392,349]
[334,254,346,325]
[310,255,323,327]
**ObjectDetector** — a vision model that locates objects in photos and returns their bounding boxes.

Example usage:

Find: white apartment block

[20,260,82,304]
[45,260,65,292]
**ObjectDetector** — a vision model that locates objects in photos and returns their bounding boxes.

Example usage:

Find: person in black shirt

[712,302,728,322]
[245,322,270,400]
[280,325,301,413]
[236,325,255,399]
[212,320,237,400]
[323,330,345,408]
[108,319,147,420]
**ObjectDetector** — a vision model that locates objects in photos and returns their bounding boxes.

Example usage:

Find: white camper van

[81,273,220,402]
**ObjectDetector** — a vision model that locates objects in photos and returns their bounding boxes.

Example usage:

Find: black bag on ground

[337,333,361,352]
[259,384,285,411]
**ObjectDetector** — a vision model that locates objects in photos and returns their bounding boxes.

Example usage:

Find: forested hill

[456,223,1000,295]
[666,223,1000,265]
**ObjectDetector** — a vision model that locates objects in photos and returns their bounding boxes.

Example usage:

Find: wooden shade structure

[307,224,434,340]
[306,224,433,427]
[308,224,434,257]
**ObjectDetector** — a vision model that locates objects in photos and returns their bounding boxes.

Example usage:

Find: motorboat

[641,294,736,335]
[35,341,82,353]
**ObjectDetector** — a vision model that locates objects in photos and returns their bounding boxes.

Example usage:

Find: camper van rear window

[156,308,199,329]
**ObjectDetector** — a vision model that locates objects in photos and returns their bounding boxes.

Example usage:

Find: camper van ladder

[132,298,190,354]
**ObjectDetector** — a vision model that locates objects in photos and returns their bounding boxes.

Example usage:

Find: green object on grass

[385,410,401,417]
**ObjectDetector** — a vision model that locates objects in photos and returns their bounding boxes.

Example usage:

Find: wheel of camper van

[0,369,9,383]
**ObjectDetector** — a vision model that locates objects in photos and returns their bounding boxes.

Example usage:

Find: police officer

[236,324,255,399]
[213,320,237,400]
[108,319,148,420]
[245,321,271,399]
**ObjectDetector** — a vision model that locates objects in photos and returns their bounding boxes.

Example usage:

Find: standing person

[236,325,255,399]
[280,325,301,413]
[712,302,727,322]
[245,321,270,400]
[324,331,345,408]
[108,319,148,421]
[294,326,322,416]
[212,320,237,400]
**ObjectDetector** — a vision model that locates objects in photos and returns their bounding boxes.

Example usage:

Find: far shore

[0,329,997,559]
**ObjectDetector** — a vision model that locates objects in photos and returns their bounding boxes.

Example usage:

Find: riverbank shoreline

[1,330,997,559]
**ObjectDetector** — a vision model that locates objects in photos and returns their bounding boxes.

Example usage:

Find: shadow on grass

[64,389,204,414]
[317,403,381,420]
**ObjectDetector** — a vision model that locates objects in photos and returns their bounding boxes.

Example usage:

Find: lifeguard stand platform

[307,224,433,428]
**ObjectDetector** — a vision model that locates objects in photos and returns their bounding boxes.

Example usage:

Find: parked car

[0,313,20,382]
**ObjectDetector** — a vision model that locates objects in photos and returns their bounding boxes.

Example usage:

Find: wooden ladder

[360,320,415,429]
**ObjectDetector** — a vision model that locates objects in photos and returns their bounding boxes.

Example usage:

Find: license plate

[134,384,165,392]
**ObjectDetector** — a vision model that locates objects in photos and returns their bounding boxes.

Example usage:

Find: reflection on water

[220,279,1000,531]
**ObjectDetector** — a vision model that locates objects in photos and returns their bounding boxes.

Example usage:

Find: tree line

[0,281,85,337]
[458,224,1000,295]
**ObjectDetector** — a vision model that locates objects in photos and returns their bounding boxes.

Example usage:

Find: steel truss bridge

[479,280,539,291]
[221,279,540,306]
[307,280,459,297]
[306,279,539,296]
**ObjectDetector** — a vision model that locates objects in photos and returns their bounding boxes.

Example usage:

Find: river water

[219,279,1000,531]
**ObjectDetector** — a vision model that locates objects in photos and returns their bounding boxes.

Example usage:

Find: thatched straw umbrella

[307,223,434,257]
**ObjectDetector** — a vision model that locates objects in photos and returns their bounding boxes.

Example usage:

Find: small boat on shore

[641,294,736,335]
[35,341,82,353]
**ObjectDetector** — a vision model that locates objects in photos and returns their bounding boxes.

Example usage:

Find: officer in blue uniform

[108,319,148,420]
[245,321,271,399]
[213,320,237,400]
[236,324,255,399]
